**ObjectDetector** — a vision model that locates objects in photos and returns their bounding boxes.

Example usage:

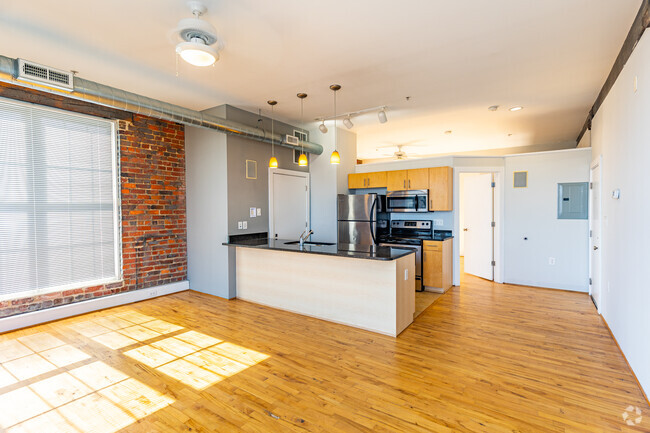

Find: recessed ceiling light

[488,105,499,111]
[444,130,452,135]
[509,106,524,112]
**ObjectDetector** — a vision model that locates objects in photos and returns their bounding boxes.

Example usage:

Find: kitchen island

[224,239,415,336]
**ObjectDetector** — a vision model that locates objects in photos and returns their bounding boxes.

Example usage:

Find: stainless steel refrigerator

[337,194,379,248]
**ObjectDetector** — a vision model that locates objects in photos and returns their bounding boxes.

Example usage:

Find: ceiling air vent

[16,59,74,91]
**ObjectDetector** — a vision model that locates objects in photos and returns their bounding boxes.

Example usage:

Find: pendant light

[330,84,341,165]
[267,100,278,168]
[297,93,308,167]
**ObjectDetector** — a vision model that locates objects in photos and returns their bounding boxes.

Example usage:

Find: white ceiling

[0,0,641,160]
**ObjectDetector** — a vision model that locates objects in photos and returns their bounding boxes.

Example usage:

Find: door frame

[588,155,603,314]
[453,166,504,285]
[268,168,310,239]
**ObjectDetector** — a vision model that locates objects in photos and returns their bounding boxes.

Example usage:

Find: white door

[463,173,494,280]
[589,161,602,310]
[270,170,309,239]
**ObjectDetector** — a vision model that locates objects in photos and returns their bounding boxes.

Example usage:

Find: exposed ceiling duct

[0,55,323,155]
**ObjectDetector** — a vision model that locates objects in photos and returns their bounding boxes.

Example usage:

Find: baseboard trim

[0,281,189,334]
[600,315,650,408]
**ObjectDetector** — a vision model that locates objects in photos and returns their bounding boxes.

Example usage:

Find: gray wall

[202,105,309,237]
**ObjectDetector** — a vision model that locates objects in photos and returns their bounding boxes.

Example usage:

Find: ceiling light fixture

[444,130,452,135]
[488,105,499,111]
[297,93,308,167]
[268,100,278,168]
[316,105,387,131]
[509,106,523,112]
[330,84,341,165]
[175,2,219,67]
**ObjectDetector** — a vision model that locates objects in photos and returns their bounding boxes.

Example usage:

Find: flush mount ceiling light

[509,106,524,112]
[175,2,219,67]
[319,121,328,134]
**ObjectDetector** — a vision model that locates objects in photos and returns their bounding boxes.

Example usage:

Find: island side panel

[235,248,399,336]
[395,254,416,335]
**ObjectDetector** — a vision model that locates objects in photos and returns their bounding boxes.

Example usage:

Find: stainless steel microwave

[386,190,429,212]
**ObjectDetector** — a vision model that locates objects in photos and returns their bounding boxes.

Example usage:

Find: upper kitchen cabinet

[386,168,429,191]
[428,166,453,211]
[348,172,387,189]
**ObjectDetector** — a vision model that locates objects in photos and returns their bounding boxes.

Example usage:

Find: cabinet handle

[408,179,411,188]
[403,179,406,188]
[367,177,370,187]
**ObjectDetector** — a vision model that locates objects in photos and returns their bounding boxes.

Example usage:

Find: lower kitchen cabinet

[423,238,453,292]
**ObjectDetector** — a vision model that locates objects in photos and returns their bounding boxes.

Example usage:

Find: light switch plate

[237,221,243,230]
[250,207,256,217]
[433,219,444,226]
[242,221,248,229]
[257,208,262,216]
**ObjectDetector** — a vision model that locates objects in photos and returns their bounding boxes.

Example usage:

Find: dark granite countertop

[223,238,416,261]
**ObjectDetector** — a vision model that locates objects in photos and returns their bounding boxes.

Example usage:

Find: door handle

[593,246,599,250]
[463,228,468,232]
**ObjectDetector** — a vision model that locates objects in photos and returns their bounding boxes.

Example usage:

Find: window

[0,98,120,301]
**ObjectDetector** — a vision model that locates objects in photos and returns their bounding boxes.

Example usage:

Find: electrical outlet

[250,207,256,218]
[433,219,444,226]
[238,221,243,230]
[548,257,556,265]
[257,208,262,216]
[243,221,248,229]
[150,289,159,297]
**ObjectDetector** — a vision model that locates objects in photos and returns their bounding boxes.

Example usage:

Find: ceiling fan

[375,141,427,160]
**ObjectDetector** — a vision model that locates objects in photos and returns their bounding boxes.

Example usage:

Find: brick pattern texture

[0,114,187,318]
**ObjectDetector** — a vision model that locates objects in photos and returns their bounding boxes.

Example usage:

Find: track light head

[319,121,328,134]
[378,109,387,124]
[343,117,353,129]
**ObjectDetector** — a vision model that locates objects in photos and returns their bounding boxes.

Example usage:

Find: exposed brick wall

[0,101,187,318]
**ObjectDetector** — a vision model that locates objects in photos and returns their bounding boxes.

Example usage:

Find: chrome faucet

[299,229,314,247]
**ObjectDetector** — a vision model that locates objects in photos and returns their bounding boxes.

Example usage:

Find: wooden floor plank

[0,270,648,432]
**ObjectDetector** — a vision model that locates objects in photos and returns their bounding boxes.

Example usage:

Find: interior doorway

[589,157,602,312]
[268,169,310,240]
[459,172,496,281]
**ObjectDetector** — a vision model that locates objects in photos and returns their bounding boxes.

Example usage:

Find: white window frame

[0,97,122,302]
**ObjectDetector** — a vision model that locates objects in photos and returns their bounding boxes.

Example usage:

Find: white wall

[590,31,650,396]
[185,126,231,298]
[504,149,591,292]
[309,126,357,243]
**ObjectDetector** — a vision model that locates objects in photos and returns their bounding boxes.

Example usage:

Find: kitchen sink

[284,241,335,246]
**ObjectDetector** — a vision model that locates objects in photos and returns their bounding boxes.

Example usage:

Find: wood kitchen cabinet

[386,168,429,191]
[428,166,453,211]
[423,238,453,292]
[348,172,387,189]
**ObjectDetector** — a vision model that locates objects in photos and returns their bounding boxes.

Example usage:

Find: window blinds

[0,98,120,301]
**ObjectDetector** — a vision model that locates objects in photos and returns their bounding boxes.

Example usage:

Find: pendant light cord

[271,104,274,157]
[334,89,337,152]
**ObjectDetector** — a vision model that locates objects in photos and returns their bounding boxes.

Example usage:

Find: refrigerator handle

[370,198,377,245]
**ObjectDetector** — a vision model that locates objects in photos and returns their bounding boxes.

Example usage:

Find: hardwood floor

[414,291,442,318]
[0,274,648,432]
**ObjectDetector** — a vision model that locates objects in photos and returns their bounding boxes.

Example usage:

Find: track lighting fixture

[319,121,328,134]
[317,105,387,132]
[378,109,387,124]
[343,116,353,129]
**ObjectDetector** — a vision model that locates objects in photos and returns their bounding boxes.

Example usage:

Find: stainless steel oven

[386,190,428,213]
